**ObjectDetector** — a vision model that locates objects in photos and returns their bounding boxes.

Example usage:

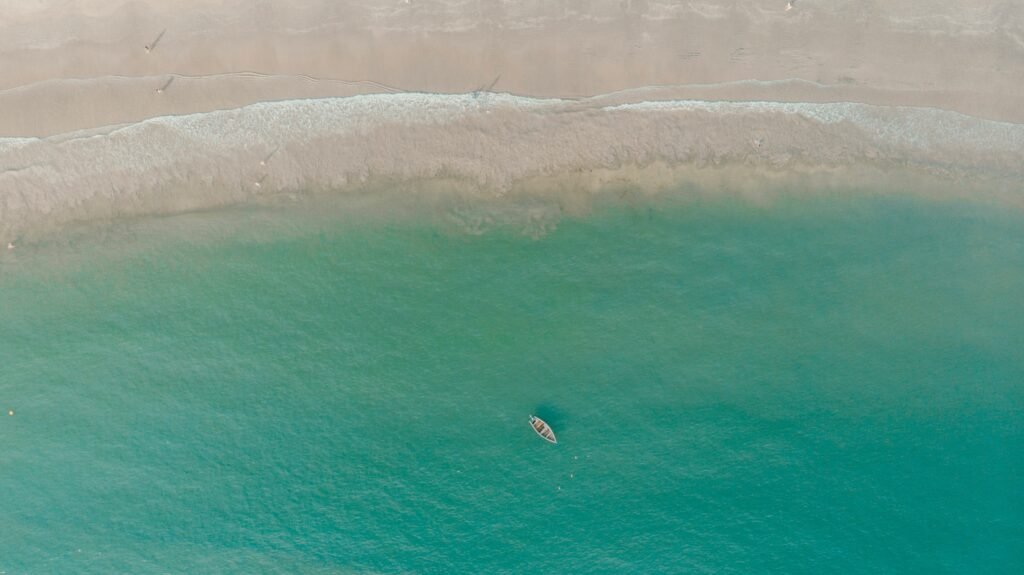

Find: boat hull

[529,415,557,444]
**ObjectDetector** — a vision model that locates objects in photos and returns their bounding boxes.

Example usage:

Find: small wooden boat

[529,415,557,444]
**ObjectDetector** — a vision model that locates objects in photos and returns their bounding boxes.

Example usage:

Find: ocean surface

[1,190,1022,574]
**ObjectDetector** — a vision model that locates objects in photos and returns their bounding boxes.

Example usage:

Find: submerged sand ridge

[1,93,1023,242]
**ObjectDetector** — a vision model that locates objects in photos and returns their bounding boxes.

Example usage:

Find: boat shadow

[533,404,568,431]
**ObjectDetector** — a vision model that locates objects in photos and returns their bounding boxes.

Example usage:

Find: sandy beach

[1,0,1022,241]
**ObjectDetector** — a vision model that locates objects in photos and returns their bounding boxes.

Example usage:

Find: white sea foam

[606,100,1024,152]
[1,92,1022,241]
[125,92,556,145]
[0,137,37,154]
[5,92,1020,158]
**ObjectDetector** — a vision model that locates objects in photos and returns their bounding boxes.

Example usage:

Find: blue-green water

[1,192,1022,573]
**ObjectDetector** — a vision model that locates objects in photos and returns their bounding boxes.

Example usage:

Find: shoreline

[2,92,1022,244]
[4,76,1024,139]
[1,1,1022,243]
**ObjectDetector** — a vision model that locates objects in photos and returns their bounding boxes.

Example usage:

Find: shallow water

[1,191,1022,573]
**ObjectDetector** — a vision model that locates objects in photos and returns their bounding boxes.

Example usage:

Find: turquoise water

[1,192,1022,573]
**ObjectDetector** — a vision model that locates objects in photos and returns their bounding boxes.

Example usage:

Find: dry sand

[1,0,1023,240]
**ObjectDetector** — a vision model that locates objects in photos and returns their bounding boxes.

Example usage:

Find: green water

[1,192,1022,573]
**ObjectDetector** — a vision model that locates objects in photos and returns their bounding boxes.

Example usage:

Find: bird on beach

[156,76,174,94]
[786,1,795,11]
[260,147,280,167]
[144,29,166,54]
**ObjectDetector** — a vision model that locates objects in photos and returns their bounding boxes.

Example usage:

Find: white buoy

[7,409,13,416]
